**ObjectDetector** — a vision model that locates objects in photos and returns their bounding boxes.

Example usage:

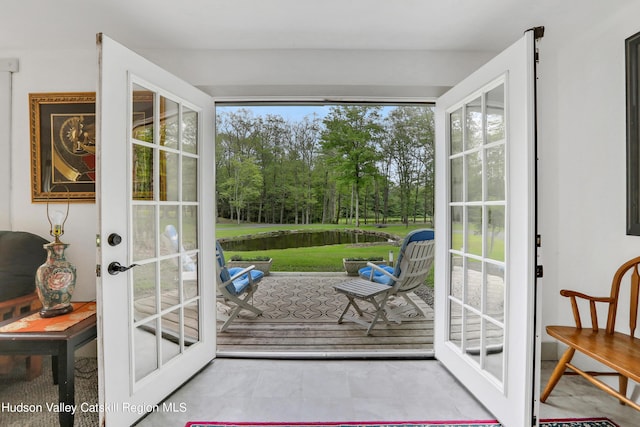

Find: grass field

[215,220,504,289]
[216,221,435,284]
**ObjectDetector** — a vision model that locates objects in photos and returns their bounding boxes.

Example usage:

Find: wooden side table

[0,292,43,379]
[0,302,97,427]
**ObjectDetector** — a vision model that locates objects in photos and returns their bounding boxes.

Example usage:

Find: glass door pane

[130,82,201,383]
[447,79,506,384]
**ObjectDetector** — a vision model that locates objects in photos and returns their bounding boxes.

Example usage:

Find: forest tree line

[215,105,435,227]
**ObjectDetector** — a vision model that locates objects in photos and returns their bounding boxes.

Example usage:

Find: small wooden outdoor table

[0,302,97,427]
[334,278,392,334]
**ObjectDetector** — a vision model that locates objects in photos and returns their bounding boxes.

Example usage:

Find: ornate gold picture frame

[30,92,96,202]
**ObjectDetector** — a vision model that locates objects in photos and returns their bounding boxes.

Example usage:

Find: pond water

[220,230,390,251]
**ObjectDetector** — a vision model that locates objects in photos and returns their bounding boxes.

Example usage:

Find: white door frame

[434,30,540,426]
[96,33,216,426]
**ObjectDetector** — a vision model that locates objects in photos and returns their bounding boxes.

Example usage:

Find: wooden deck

[216,273,434,356]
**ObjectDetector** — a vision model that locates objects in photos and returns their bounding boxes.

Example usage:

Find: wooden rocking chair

[216,241,264,332]
[334,229,435,335]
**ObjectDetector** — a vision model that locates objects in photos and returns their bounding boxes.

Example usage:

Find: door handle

[107,262,138,275]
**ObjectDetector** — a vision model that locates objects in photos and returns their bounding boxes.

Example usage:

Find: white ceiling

[0,0,622,52]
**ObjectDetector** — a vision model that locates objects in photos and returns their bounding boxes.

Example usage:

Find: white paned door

[96,34,216,426]
[434,30,539,426]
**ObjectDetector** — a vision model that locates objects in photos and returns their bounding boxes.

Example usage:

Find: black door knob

[107,233,122,246]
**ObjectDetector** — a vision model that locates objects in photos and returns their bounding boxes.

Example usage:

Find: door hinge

[532,415,537,426]
[536,265,544,278]
[96,264,101,277]
[536,234,541,247]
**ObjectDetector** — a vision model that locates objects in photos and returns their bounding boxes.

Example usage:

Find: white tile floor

[136,359,640,427]
[136,358,490,426]
[539,361,640,427]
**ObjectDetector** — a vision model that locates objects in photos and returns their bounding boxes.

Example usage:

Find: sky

[216,105,333,122]
[216,104,410,123]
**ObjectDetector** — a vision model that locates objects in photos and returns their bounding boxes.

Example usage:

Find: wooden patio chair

[216,241,264,332]
[334,229,435,335]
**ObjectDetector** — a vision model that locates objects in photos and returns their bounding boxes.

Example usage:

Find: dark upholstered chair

[0,230,49,304]
[0,230,49,379]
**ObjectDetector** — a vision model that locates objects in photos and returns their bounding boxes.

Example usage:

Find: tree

[256,114,288,223]
[215,105,436,226]
[219,157,263,224]
[385,106,435,226]
[290,116,321,223]
[320,106,383,227]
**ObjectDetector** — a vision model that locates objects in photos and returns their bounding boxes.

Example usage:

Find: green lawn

[216,221,435,284]
[214,221,505,289]
[451,226,504,261]
[225,244,400,272]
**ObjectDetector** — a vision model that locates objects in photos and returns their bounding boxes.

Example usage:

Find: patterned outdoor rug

[216,273,432,323]
[185,419,618,427]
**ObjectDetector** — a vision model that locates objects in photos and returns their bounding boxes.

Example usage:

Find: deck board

[216,273,434,354]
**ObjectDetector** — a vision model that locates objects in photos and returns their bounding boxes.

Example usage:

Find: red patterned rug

[185,419,618,427]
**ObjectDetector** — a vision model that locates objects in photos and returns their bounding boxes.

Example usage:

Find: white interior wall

[537,2,640,337]
[139,48,494,99]
[8,49,98,301]
[536,3,640,400]
[0,59,18,229]
[0,69,10,229]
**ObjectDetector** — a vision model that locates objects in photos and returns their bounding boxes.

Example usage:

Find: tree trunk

[413,183,420,224]
[349,186,354,225]
[383,183,389,224]
[363,186,368,225]
[354,183,360,227]
[374,179,380,224]
[321,171,329,224]
[280,192,285,224]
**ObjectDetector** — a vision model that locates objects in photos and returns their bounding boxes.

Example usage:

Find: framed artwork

[627,32,640,234]
[30,92,96,202]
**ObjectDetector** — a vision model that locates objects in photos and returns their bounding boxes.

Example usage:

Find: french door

[434,30,540,426]
[96,34,216,426]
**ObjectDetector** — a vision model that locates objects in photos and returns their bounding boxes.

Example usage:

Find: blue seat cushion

[225,268,265,295]
[358,265,395,286]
